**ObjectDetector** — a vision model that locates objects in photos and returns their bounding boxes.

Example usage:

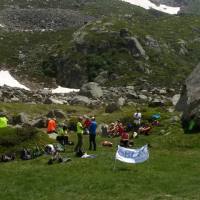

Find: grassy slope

[0,103,200,199]
[0,129,200,199]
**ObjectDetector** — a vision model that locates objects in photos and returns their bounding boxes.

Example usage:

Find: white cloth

[133,112,141,125]
[115,145,149,164]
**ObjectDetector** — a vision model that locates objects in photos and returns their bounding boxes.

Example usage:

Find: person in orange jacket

[47,118,57,133]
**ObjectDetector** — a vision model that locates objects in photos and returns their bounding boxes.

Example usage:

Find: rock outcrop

[176,63,200,129]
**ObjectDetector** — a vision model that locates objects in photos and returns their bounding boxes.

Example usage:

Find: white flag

[115,145,149,164]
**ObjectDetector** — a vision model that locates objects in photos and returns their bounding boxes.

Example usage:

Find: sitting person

[151,120,160,126]
[116,121,125,137]
[138,123,151,135]
[120,131,129,147]
[56,125,69,145]
[108,123,117,137]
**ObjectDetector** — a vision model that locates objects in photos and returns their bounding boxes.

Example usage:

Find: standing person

[83,116,91,135]
[133,109,142,132]
[0,113,8,128]
[74,116,84,153]
[47,118,57,133]
[89,117,97,151]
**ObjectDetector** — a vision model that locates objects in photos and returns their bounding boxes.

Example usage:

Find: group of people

[46,115,97,155]
[74,116,97,153]
[46,109,160,152]
[104,109,160,147]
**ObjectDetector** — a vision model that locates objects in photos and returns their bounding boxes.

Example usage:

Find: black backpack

[20,148,32,160]
[76,149,84,157]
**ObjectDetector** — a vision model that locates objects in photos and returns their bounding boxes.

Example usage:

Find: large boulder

[176,63,200,128]
[31,117,47,128]
[125,37,146,58]
[12,113,30,126]
[80,82,103,99]
[46,110,66,119]
[70,95,91,105]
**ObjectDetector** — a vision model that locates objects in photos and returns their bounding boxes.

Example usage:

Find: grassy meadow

[0,104,200,199]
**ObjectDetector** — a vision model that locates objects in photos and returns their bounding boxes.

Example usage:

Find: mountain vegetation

[0,0,199,88]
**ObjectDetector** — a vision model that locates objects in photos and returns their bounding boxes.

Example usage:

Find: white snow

[122,0,180,14]
[52,86,80,94]
[0,70,30,90]
[0,70,79,94]
[0,24,4,28]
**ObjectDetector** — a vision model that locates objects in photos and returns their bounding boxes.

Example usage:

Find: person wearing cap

[74,116,84,153]
[89,117,97,151]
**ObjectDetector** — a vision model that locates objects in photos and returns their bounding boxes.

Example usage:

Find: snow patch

[52,86,80,94]
[122,0,180,14]
[0,24,5,28]
[0,70,30,90]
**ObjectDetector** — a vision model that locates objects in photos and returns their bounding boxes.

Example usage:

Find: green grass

[1,104,200,199]
[1,133,200,200]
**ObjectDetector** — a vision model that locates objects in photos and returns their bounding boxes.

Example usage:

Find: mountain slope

[0,0,199,89]
[53,14,200,88]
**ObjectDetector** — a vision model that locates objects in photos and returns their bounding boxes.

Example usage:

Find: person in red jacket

[47,118,57,133]
[120,131,129,147]
[83,116,91,135]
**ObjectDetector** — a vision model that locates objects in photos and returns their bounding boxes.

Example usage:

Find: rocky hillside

[0,0,199,89]
[55,14,200,88]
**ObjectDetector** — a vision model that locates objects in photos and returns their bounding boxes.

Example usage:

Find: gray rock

[31,117,47,128]
[172,94,180,106]
[117,97,126,107]
[44,97,64,104]
[80,82,103,99]
[138,94,148,101]
[176,63,200,128]
[105,103,120,113]
[159,89,167,95]
[120,28,130,37]
[12,112,29,125]
[149,99,164,107]
[125,36,146,58]
[46,110,66,119]
[170,116,180,123]
[70,95,91,105]
[126,91,138,99]
[94,71,108,85]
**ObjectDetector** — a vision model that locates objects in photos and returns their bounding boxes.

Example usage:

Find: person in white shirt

[133,109,142,132]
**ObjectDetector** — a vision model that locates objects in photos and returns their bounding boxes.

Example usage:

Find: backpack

[20,149,32,160]
[1,153,16,162]
[76,149,84,157]
[44,144,56,155]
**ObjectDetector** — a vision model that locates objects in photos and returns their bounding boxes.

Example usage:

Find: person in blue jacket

[89,117,97,151]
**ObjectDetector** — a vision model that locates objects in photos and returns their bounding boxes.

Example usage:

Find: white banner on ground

[115,145,149,164]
